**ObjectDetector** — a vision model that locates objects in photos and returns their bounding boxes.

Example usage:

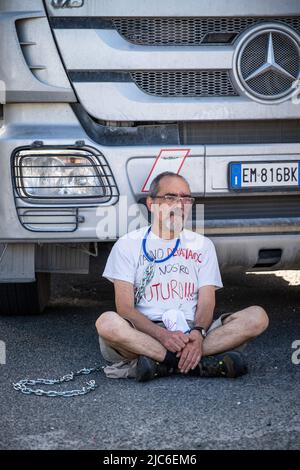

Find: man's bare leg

[96,306,268,364]
[96,311,167,361]
[202,305,269,356]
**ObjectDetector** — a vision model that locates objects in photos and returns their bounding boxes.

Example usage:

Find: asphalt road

[0,262,300,450]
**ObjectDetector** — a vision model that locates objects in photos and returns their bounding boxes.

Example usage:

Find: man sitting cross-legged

[95,172,269,382]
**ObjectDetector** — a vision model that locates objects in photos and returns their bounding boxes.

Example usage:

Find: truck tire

[0,273,50,316]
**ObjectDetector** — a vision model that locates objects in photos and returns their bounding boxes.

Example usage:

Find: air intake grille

[180,120,300,145]
[112,17,300,46]
[195,195,300,220]
[131,70,237,97]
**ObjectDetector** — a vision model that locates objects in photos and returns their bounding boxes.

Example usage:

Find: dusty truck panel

[1,0,300,314]
[0,2,75,102]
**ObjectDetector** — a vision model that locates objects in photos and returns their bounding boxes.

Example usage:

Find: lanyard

[142,226,181,263]
[135,227,181,304]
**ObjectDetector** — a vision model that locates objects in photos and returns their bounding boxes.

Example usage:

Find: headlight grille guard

[11,141,119,233]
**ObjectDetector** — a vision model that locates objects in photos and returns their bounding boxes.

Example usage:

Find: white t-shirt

[102,226,223,322]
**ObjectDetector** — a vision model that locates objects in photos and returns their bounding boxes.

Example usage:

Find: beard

[164,210,185,233]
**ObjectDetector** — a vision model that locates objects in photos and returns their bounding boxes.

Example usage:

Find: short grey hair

[148,171,189,198]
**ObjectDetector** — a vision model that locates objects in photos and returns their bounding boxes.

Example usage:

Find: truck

[1,0,300,315]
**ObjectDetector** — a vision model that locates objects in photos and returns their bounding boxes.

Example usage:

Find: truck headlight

[21,155,103,198]
[13,148,116,203]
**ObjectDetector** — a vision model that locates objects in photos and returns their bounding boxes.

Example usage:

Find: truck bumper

[1,102,300,270]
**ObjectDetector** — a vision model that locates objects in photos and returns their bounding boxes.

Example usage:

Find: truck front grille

[179,120,300,144]
[196,195,300,220]
[131,70,237,97]
[112,16,300,46]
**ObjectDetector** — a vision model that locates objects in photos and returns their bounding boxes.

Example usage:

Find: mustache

[169,210,184,217]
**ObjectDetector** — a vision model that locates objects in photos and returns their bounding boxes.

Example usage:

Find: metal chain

[13,365,103,397]
[134,260,156,305]
[13,235,160,397]
[13,258,155,397]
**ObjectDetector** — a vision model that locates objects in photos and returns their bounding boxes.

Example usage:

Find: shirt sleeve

[197,238,223,290]
[102,238,136,285]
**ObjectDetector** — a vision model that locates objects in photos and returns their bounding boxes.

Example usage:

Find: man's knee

[245,305,269,336]
[95,311,124,341]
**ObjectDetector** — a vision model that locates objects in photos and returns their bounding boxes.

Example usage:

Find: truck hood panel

[44,0,300,122]
[45,0,300,17]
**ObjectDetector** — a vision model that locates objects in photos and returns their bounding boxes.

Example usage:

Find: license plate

[229,161,300,191]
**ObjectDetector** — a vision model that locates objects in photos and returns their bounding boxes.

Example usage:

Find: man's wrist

[155,325,168,342]
[190,326,207,339]
[190,329,204,341]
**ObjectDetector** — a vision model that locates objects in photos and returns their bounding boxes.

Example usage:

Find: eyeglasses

[154,194,195,205]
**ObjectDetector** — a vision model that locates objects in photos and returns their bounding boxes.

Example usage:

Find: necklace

[135,226,181,304]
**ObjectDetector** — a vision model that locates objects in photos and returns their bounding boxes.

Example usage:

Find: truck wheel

[0,273,50,316]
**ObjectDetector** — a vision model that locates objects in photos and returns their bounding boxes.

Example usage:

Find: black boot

[190,351,248,378]
[136,355,176,382]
